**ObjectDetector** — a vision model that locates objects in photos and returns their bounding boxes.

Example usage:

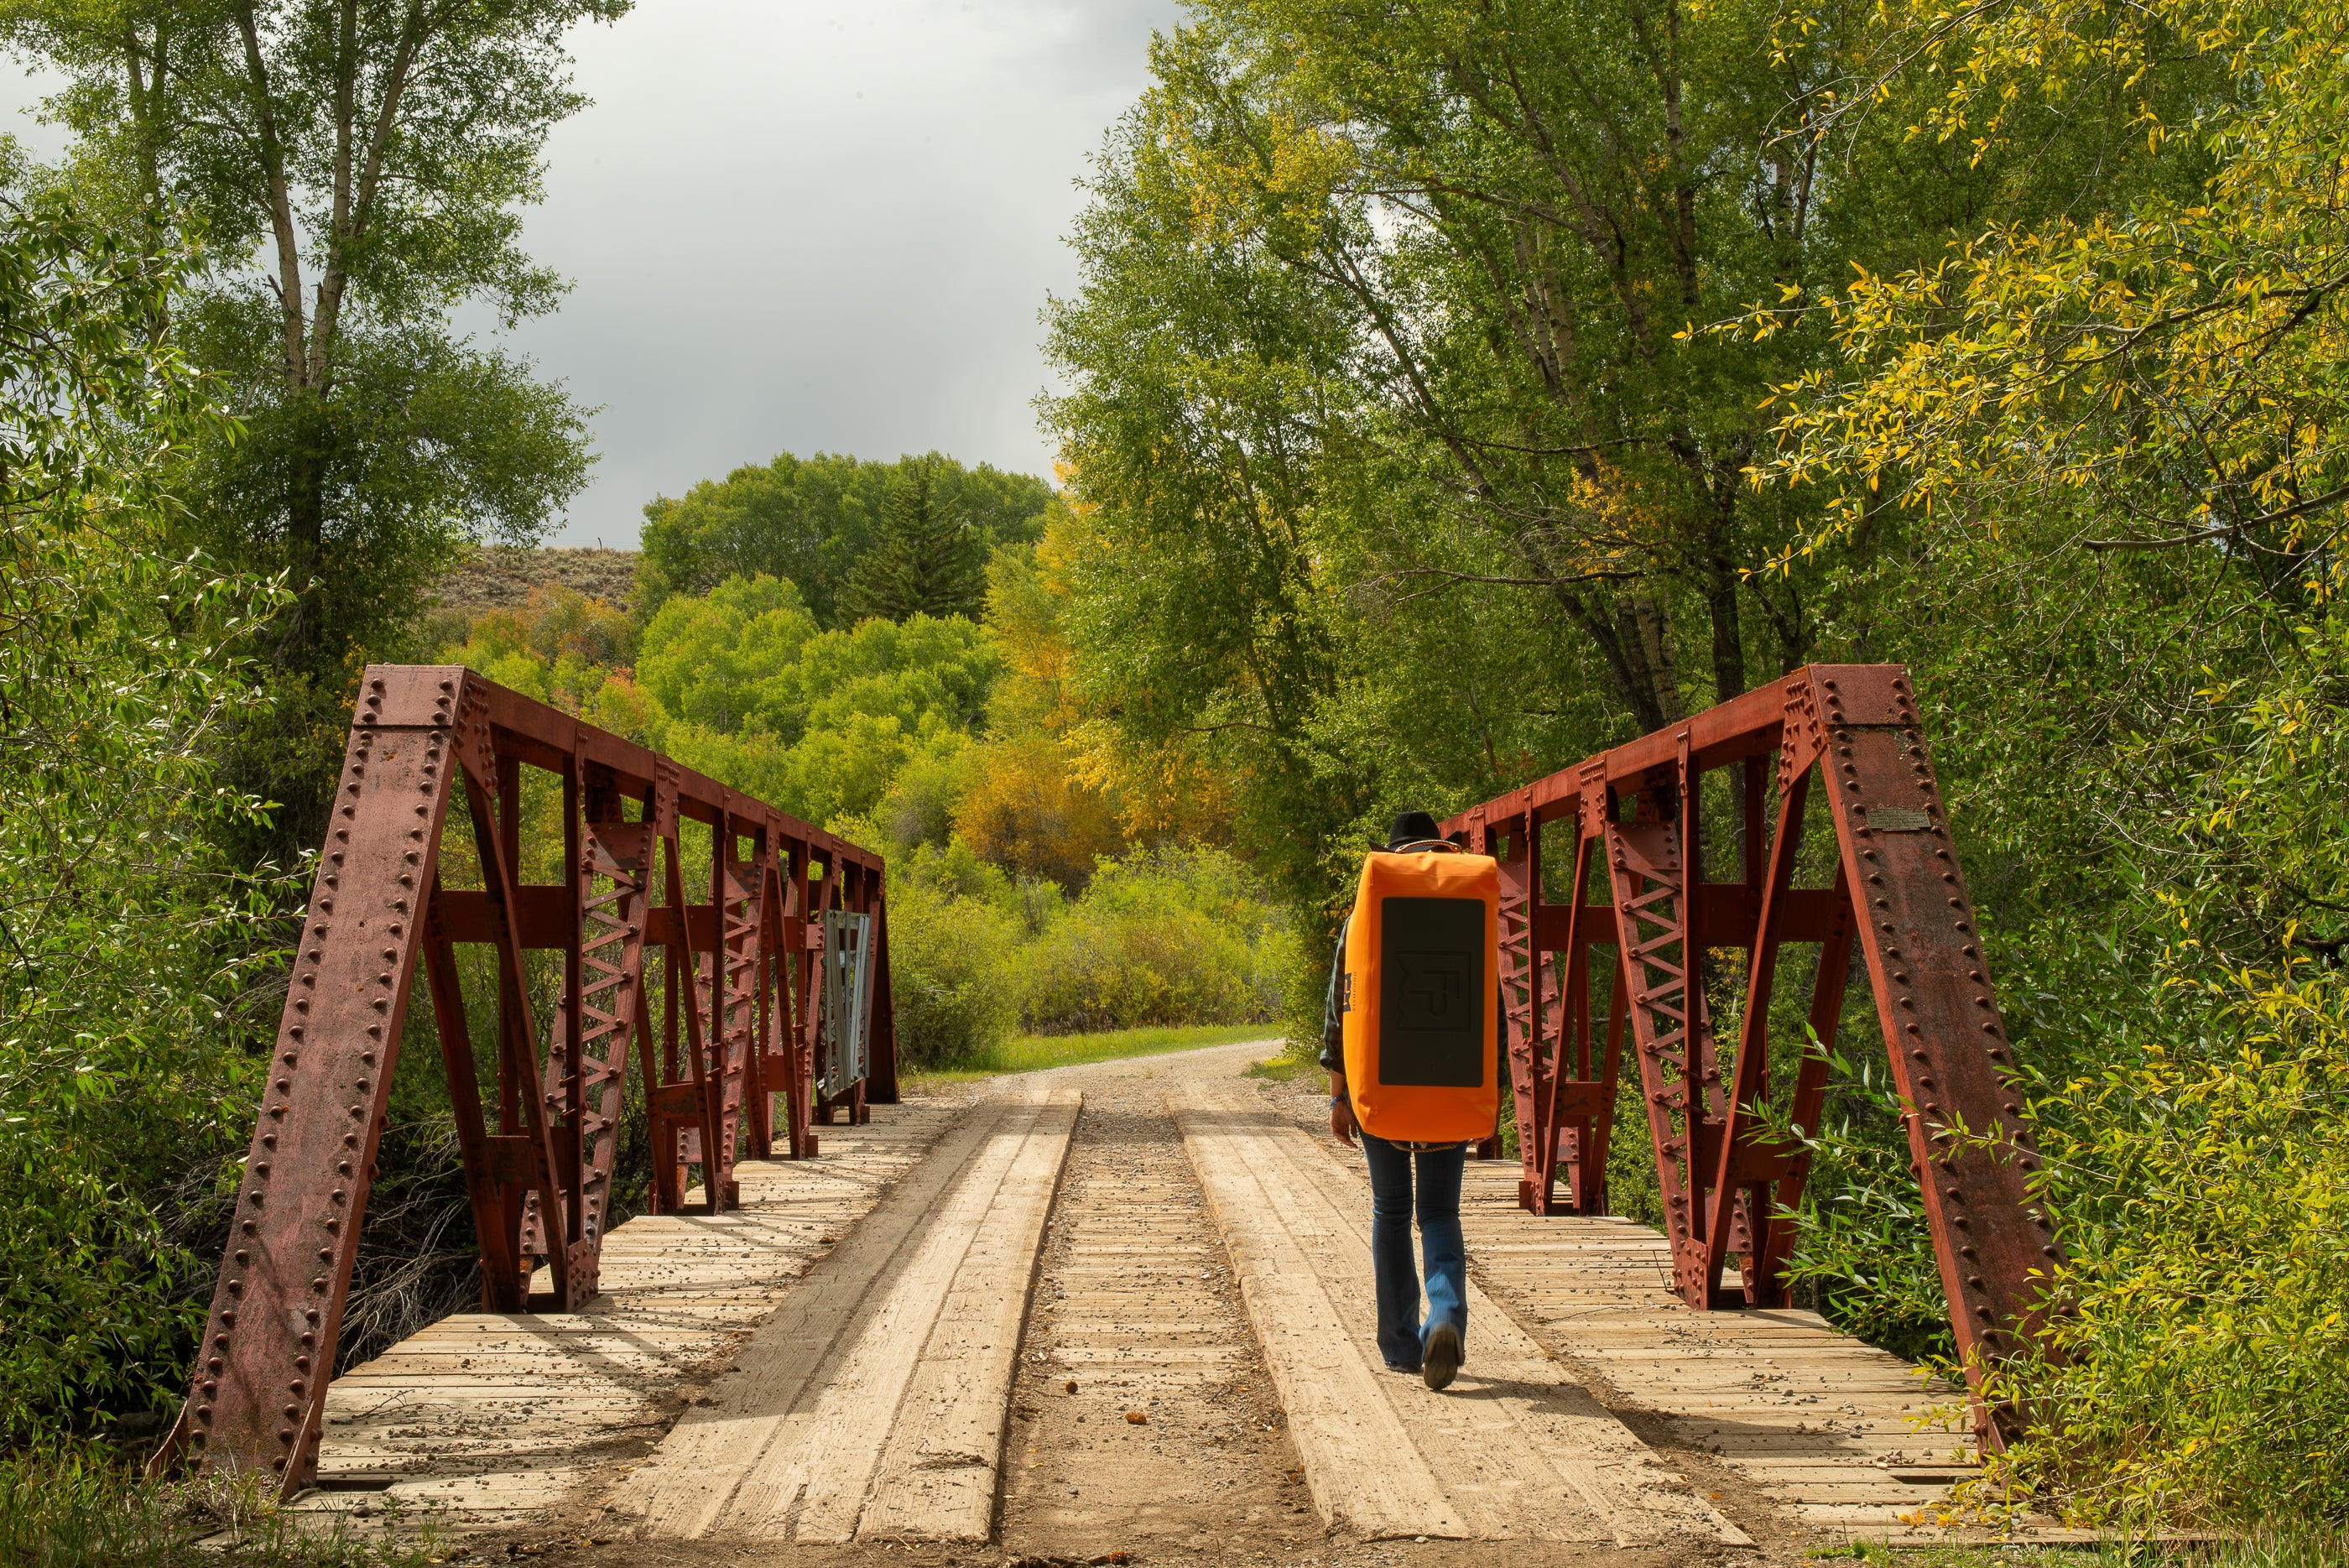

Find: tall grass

[0,1446,440,1568]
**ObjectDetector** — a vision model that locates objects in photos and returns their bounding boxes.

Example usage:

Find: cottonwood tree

[0,178,284,1437]
[1056,0,2186,741]
[0,0,625,857]
[1080,3,1859,730]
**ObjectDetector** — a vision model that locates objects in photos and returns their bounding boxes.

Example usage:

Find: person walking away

[1321,810,1469,1390]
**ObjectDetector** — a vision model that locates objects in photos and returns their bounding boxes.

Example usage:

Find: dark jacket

[1318,915,1351,1072]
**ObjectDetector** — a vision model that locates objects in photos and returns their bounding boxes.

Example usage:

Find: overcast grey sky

[0,1,1182,548]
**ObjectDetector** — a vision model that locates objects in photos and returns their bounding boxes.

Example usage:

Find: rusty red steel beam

[148,665,897,1499]
[1443,664,2062,1450]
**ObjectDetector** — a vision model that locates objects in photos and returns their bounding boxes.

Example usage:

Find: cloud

[482,0,1180,545]
[0,1,1180,548]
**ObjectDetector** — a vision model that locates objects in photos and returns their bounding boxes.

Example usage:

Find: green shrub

[1020,848,1284,1033]
[878,743,977,853]
[0,1443,438,1566]
[883,878,1023,1067]
[1984,976,2349,1528]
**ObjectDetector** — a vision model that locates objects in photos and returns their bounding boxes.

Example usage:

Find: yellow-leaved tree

[1747,0,2349,1528]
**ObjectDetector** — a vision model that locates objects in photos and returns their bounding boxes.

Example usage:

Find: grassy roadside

[1812,1529,2332,1565]
[1244,1051,1319,1082]
[899,1021,1287,1090]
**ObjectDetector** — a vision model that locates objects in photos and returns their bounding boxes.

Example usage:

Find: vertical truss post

[148,669,453,1492]
[811,844,845,1126]
[744,841,779,1161]
[842,861,879,1121]
[1498,771,1628,1216]
[711,815,760,1176]
[769,839,816,1158]
[453,688,575,1307]
[864,883,900,1105]
[1490,812,1539,1179]
[1605,776,1734,1307]
[1805,667,2060,1447]
[1548,820,1607,1214]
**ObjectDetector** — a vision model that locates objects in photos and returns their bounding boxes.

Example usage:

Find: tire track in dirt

[997,1060,1325,1562]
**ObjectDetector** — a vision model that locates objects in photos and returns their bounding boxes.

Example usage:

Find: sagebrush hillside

[433,546,639,616]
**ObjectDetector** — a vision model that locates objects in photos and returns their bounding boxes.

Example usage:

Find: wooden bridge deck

[290,1102,961,1533]
[1231,1077,1981,1539]
[284,1058,2003,1554]
[1172,1079,1748,1546]
[1454,1163,1980,1531]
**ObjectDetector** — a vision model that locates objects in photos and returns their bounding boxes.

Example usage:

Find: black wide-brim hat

[1372,810,1448,852]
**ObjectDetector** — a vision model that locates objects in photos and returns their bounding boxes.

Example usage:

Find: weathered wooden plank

[607,1090,1081,1545]
[610,1098,1023,1538]
[1172,1081,1745,1548]
[284,1105,960,1534]
[858,1095,1078,1540]
[1430,1123,1990,1534]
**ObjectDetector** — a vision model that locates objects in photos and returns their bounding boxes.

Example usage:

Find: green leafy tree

[838,457,987,623]
[1042,155,1362,914]
[0,0,622,863]
[624,584,1001,827]
[633,574,820,735]
[0,177,284,1438]
[1736,0,2349,1524]
[636,450,1053,627]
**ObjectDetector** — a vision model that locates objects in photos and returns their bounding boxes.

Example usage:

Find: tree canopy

[840,456,988,623]
[636,449,1053,628]
[0,0,619,862]
[0,178,280,1440]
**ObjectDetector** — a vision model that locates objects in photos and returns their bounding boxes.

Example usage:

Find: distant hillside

[433,546,639,616]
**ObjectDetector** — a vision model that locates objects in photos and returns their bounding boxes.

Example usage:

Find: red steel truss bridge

[151,666,897,1497]
[144,661,2067,1550]
[1443,662,2061,1449]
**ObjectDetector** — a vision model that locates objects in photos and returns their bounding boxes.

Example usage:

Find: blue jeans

[1360,1132,1467,1370]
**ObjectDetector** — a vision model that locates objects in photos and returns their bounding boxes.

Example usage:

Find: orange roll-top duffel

[1339,847,1502,1143]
